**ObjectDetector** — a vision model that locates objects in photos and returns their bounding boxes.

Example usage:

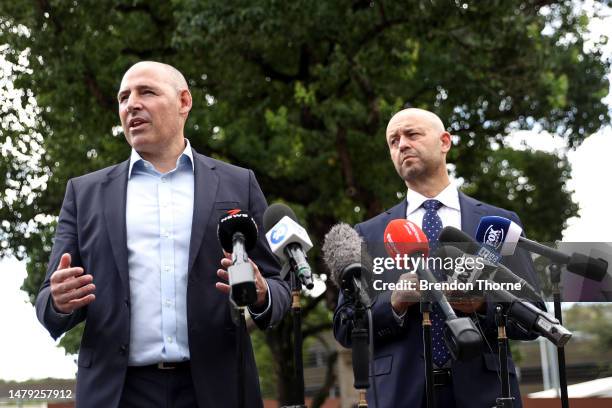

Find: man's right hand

[50,253,96,314]
[390,272,420,315]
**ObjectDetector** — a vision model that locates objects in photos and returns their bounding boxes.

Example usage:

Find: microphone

[383,219,483,361]
[322,223,372,307]
[217,209,258,306]
[323,223,372,390]
[384,217,430,258]
[487,283,572,347]
[476,216,608,282]
[435,244,571,346]
[435,242,541,301]
[263,203,314,289]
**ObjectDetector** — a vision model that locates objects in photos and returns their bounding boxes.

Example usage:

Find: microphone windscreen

[322,223,364,287]
[383,219,429,258]
[263,203,298,233]
[217,209,259,252]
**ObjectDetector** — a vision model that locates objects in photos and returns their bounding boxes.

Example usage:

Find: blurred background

[1,0,612,407]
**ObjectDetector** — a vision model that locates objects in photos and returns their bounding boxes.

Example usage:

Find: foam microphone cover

[263,202,298,233]
[217,209,258,252]
[322,223,364,287]
[383,219,429,258]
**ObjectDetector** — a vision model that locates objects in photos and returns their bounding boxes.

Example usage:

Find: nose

[125,94,142,113]
[398,135,411,151]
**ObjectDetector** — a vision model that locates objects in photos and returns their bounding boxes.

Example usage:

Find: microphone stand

[351,301,370,408]
[421,295,435,408]
[495,304,514,408]
[548,263,570,408]
[280,268,307,408]
[230,303,248,408]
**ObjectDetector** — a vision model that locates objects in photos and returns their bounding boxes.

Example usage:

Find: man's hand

[50,253,96,314]
[216,252,268,308]
[390,272,421,315]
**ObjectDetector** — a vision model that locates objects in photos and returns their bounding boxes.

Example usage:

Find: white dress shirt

[125,141,194,365]
[405,183,462,232]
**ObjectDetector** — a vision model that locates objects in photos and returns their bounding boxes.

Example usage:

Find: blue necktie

[421,199,450,367]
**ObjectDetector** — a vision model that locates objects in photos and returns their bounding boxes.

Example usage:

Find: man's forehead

[386,110,443,135]
[386,114,424,134]
[119,66,166,90]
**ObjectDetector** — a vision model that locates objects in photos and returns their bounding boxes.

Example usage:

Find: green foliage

[564,304,612,350]
[1,0,610,403]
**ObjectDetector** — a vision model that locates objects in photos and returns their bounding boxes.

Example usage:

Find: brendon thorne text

[372,279,523,292]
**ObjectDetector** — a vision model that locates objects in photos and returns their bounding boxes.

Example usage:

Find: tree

[1,1,610,405]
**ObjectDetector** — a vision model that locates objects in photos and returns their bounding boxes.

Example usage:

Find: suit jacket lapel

[459,191,486,238]
[386,199,407,220]
[188,152,219,274]
[102,160,130,295]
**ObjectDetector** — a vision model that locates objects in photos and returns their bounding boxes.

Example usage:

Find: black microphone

[476,216,608,282]
[438,226,540,300]
[435,243,541,301]
[263,203,314,289]
[217,209,258,306]
[322,223,372,307]
[490,287,572,347]
[436,244,571,346]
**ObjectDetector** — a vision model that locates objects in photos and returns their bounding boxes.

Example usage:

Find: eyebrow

[387,126,423,139]
[117,84,158,100]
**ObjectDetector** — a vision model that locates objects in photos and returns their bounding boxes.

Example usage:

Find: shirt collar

[128,138,194,178]
[405,182,460,217]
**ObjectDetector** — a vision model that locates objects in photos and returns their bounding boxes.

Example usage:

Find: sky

[1,4,612,382]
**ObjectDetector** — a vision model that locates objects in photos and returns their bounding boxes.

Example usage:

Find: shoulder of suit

[192,151,252,177]
[461,192,521,223]
[355,201,404,235]
[68,161,127,185]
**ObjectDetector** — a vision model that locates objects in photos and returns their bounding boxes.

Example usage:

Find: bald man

[36,61,290,408]
[333,108,543,407]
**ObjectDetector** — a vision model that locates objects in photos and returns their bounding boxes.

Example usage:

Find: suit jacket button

[119,344,128,355]
[124,299,130,307]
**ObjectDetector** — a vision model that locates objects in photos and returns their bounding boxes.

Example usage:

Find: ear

[178,89,192,116]
[440,131,452,153]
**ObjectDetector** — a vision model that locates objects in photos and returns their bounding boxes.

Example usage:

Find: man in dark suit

[334,108,543,407]
[35,61,290,408]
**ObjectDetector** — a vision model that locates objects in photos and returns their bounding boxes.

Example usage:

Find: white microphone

[263,204,314,289]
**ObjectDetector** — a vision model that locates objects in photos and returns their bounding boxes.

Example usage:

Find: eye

[119,94,128,103]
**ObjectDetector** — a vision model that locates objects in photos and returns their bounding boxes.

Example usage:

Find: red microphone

[384,218,429,259]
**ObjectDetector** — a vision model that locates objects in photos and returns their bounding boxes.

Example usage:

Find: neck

[140,136,186,174]
[406,169,450,198]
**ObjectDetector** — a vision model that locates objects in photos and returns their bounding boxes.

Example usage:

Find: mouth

[128,117,149,131]
[401,155,417,164]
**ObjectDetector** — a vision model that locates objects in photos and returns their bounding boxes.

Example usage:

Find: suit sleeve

[245,170,290,329]
[473,211,547,341]
[35,179,87,339]
[333,223,414,347]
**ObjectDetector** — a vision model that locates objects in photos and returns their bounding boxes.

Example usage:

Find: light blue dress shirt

[125,141,194,365]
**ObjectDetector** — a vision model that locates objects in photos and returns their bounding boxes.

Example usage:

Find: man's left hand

[216,252,268,308]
